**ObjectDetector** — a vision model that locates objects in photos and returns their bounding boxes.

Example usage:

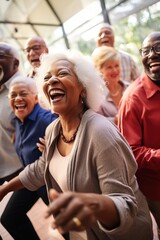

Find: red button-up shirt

[118,72,160,200]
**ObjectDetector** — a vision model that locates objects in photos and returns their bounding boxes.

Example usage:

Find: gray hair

[9,76,37,94]
[36,50,108,111]
[97,23,114,33]
[0,42,20,61]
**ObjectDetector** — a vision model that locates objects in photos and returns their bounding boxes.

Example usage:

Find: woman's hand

[0,176,25,201]
[45,189,119,234]
[37,137,46,152]
[45,189,98,234]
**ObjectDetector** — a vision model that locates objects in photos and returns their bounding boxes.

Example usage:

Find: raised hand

[37,136,46,153]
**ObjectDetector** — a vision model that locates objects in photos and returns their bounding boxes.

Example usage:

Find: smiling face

[141,32,160,81]
[0,44,19,85]
[24,37,48,69]
[101,59,120,86]
[42,59,84,116]
[9,83,38,122]
[96,26,114,47]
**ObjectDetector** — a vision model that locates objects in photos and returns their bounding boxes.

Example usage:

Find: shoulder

[31,106,57,128]
[37,105,57,119]
[118,50,133,59]
[118,50,137,64]
[82,110,119,139]
[119,76,146,113]
[45,117,60,135]
[121,76,143,99]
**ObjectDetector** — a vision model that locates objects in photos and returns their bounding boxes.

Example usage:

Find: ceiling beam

[99,0,110,23]
[0,21,60,27]
[46,0,70,49]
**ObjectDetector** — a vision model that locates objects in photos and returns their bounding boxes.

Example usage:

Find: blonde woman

[92,46,129,123]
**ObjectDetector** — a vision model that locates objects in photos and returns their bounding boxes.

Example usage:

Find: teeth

[49,89,65,101]
[31,59,39,62]
[15,104,26,109]
[16,104,25,107]
[50,89,64,95]
[101,39,109,43]
[150,62,160,67]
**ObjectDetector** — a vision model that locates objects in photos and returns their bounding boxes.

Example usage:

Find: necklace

[60,126,79,143]
[110,85,120,97]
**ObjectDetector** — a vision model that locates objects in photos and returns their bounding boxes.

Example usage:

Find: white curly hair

[36,49,108,112]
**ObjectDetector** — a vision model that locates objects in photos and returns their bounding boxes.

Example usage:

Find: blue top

[13,103,57,166]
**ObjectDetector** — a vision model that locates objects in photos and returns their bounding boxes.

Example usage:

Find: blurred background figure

[96,23,140,83]
[0,42,23,240]
[24,36,49,109]
[118,32,160,239]
[1,76,57,240]
[92,45,129,123]
[0,42,23,185]
[24,36,48,78]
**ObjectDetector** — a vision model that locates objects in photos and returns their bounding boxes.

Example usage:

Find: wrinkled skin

[96,26,114,47]
[24,36,48,70]
[45,189,117,234]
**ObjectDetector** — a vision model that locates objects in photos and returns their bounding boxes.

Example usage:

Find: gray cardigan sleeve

[19,155,45,191]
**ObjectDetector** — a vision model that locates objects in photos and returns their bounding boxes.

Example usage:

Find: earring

[81,94,86,104]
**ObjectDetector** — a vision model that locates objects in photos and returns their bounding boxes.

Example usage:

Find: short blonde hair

[92,46,120,71]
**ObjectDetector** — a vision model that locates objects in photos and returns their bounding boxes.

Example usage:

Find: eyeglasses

[24,45,43,53]
[139,43,160,57]
[8,92,31,100]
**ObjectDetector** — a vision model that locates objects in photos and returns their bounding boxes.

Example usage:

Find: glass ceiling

[1,0,159,50]
[49,0,160,50]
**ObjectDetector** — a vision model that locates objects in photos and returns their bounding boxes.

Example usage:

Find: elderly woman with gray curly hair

[0,50,153,240]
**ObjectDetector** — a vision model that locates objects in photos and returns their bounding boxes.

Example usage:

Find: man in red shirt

[118,32,160,239]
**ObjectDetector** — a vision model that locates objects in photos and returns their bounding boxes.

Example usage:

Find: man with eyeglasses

[24,36,48,78]
[118,32,160,239]
[0,42,23,239]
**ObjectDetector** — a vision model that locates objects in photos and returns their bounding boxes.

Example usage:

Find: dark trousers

[0,169,23,185]
[1,186,49,240]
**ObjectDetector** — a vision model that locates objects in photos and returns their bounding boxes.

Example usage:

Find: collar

[27,70,36,78]
[14,103,40,123]
[0,72,21,91]
[25,103,40,122]
[141,72,160,99]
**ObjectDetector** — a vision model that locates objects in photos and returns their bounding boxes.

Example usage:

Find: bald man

[118,32,160,239]
[24,36,48,78]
